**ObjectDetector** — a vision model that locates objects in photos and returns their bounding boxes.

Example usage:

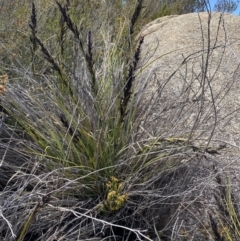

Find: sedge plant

[0,1,212,240]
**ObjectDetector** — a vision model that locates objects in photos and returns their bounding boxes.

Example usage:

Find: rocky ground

[135,12,240,240]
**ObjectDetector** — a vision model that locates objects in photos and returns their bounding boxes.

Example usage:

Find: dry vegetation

[0,0,240,241]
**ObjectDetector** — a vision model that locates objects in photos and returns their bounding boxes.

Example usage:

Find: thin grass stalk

[17,204,40,241]
[119,37,144,125]
[34,36,74,91]
[17,196,50,241]
[58,0,69,57]
[29,1,38,74]
[113,1,144,142]
[29,3,77,102]
[56,1,98,98]
[215,174,240,240]
[129,0,144,36]
[1,94,75,165]
[225,177,240,239]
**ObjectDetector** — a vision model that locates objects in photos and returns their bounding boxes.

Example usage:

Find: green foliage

[0,2,172,239]
[210,175,240,241]
[142,0,207,19]
[214,0,238,13]
[1,0,146,198]
[2,0,240,240]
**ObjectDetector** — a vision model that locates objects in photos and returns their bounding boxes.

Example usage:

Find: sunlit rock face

[132,12,240,240]
[136,12,240,153]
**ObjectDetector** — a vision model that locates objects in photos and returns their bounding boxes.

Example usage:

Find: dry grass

[0,1,240,241]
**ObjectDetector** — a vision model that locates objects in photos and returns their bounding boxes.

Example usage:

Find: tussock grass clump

[0,1,174,240]
[0,1,236,241]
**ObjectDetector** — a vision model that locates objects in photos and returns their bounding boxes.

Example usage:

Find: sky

[209,0,240,15]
